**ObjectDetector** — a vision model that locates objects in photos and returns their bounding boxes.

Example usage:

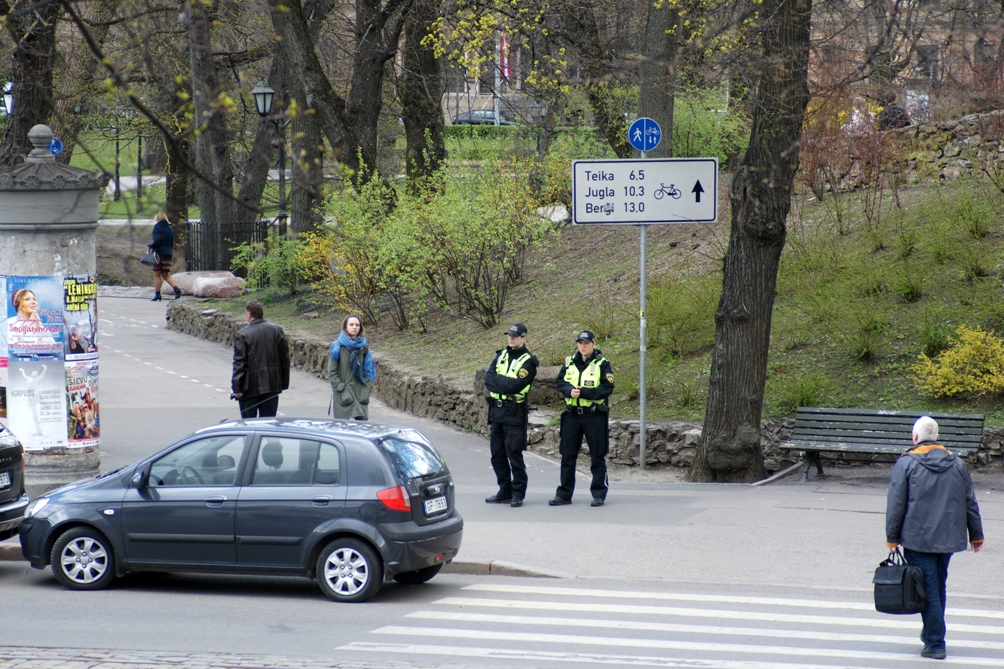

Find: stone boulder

[173,271,245,298]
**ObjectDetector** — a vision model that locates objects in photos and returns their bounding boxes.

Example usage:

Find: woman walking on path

[149,212,182,301]
[328,315,376,420]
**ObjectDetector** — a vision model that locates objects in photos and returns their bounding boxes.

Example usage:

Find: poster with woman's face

[5,276,64,362]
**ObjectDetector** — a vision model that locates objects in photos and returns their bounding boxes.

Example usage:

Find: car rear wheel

[393,563,442,585]
[50,526,115,590]
[316,538,382,603]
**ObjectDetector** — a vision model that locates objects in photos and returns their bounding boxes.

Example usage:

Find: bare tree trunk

[52,2,114,164]
[690,0,812,483]
[266,0,380,184]
[234,54,286,225]
[165,131,191,231]
[0,1,62,166]
[564,0,630,158]
[637,2,679,158]
[185,0,234,228]
[401,0,445,189]
[347,0,412,163]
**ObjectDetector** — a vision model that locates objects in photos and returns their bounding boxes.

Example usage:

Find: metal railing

[185,219,272,273]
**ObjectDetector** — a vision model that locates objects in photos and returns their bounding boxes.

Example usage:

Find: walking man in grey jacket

[885,415,984,660]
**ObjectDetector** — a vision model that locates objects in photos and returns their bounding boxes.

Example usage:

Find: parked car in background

[452,110,513,125]
[19,418,463,602]
[0,425,28,541]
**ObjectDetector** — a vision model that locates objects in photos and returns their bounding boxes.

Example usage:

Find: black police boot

[485,493,512,504]
[510,496,523,507]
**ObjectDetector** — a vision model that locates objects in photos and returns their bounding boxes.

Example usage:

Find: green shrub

[893,264,924,303]
[839,302,890,361]
[917,308,951,358]
[230,236,305,297]
[772,371,828,414]
[671,87,750,166]
[912,324,1004,397]
[647,272,719,357]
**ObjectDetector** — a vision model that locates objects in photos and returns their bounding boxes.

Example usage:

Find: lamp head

[251,81,274,118]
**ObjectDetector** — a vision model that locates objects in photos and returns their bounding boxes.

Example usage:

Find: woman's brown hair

[341,314,364,335]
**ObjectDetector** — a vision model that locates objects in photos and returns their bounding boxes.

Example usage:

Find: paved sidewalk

[0,647,470,669]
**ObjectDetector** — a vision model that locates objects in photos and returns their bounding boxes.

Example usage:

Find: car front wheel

[316,538,382,603]
[393,563,442,585]
[50,526,116,590]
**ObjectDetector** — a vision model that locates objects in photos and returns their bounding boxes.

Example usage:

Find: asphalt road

[4,294,1004,668]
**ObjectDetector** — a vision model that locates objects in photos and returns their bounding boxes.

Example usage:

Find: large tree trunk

[564,0,630,158]
[52,3,114,164]
[266,0,380,184]
[186,0,234,229]
[690,0,812,483]
[401,0,446,189]
[636,1,679,158]
[234,54,286,225]
[289,0,337,233]
[0,1,62,166]
[347,0,411,163]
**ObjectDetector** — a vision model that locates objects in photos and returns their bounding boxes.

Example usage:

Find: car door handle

[204,495,227,506]
[311,495,333,506]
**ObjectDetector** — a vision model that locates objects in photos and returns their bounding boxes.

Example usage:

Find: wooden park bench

[779,407,984,481]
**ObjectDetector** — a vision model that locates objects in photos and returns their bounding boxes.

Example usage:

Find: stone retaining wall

[166,301,1001,473]
[890,109,1004,181]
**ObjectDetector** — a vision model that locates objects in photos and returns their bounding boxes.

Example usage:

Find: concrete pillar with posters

[0,124,109,498]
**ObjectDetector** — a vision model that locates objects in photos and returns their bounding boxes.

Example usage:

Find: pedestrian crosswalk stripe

[405,610,1004,651]
[433,597,1004,635]
[368,627,1004,666]
[462,583,1004,619]
[344,641,923,669]
[339,642,884,669]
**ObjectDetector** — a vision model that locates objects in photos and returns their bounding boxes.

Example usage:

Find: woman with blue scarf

[328,315,376,420]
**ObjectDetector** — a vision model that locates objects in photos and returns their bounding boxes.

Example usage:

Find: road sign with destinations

[628,117,661,152]
[571,158,718,224]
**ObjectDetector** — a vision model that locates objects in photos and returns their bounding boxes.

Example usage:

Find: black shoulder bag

[873,547,928,614]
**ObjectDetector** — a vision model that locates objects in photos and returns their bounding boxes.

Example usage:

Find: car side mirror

[131,470,146,488]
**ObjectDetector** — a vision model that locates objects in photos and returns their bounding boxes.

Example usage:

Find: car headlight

[24,497,49,518]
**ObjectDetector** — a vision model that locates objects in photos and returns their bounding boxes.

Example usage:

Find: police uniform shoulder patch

[519,368,529,378]
[606,373,614,383]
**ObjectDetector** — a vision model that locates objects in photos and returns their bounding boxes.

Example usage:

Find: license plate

[0,471,9,490]
[423,496,447,515]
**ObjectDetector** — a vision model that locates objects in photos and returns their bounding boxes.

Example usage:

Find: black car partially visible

[0,425,28,541]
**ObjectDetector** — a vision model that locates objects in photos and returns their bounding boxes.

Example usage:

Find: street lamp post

[251,81,290,236]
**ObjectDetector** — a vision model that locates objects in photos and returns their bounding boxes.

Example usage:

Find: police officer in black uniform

[550,330,614,507]
[484,323,539,507]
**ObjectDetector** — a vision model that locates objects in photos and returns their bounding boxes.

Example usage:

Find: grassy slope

[210,173,1004,427]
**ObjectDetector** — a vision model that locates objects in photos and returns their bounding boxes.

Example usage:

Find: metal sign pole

[639,150,647,470]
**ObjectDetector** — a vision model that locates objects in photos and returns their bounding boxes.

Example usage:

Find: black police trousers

[555,409,608,501]
[490,421,528,499]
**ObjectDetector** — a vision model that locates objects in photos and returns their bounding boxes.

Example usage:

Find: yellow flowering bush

[911,325,1004,397]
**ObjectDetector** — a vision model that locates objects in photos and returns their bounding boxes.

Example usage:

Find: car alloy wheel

[50,526,115,590]
[393,563,442,585]
[316,537,382,603]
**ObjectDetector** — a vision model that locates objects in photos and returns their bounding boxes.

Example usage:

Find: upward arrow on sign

[692,180,705,203]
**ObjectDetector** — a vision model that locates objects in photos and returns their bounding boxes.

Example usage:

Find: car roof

[194,417,429,443]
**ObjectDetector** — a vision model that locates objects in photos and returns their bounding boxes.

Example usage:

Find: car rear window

[378,436,445,481]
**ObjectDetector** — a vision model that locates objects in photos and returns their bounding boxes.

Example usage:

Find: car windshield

[378,436,445,481]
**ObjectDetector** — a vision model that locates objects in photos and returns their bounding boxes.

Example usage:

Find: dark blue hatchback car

[19,419,463,602]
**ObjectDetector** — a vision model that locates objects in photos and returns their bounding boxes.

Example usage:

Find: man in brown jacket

[231,300,290,417]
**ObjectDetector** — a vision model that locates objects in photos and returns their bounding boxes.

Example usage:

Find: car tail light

[377,485,412,512]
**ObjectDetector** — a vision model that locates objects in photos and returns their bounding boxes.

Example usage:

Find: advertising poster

[4,275,64,362]
[0,276,6,426]
[65,360,99,448]
[7,360,68,450]
[63,275,99,360]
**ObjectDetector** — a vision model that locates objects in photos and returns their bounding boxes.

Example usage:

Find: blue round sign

[628,117,661,152]
[48,137,63,156]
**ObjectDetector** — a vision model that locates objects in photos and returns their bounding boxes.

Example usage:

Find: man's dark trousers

[556,410,608,501]
[904,549,951,653]
[239,392,279,418]
[490,421,527,499]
